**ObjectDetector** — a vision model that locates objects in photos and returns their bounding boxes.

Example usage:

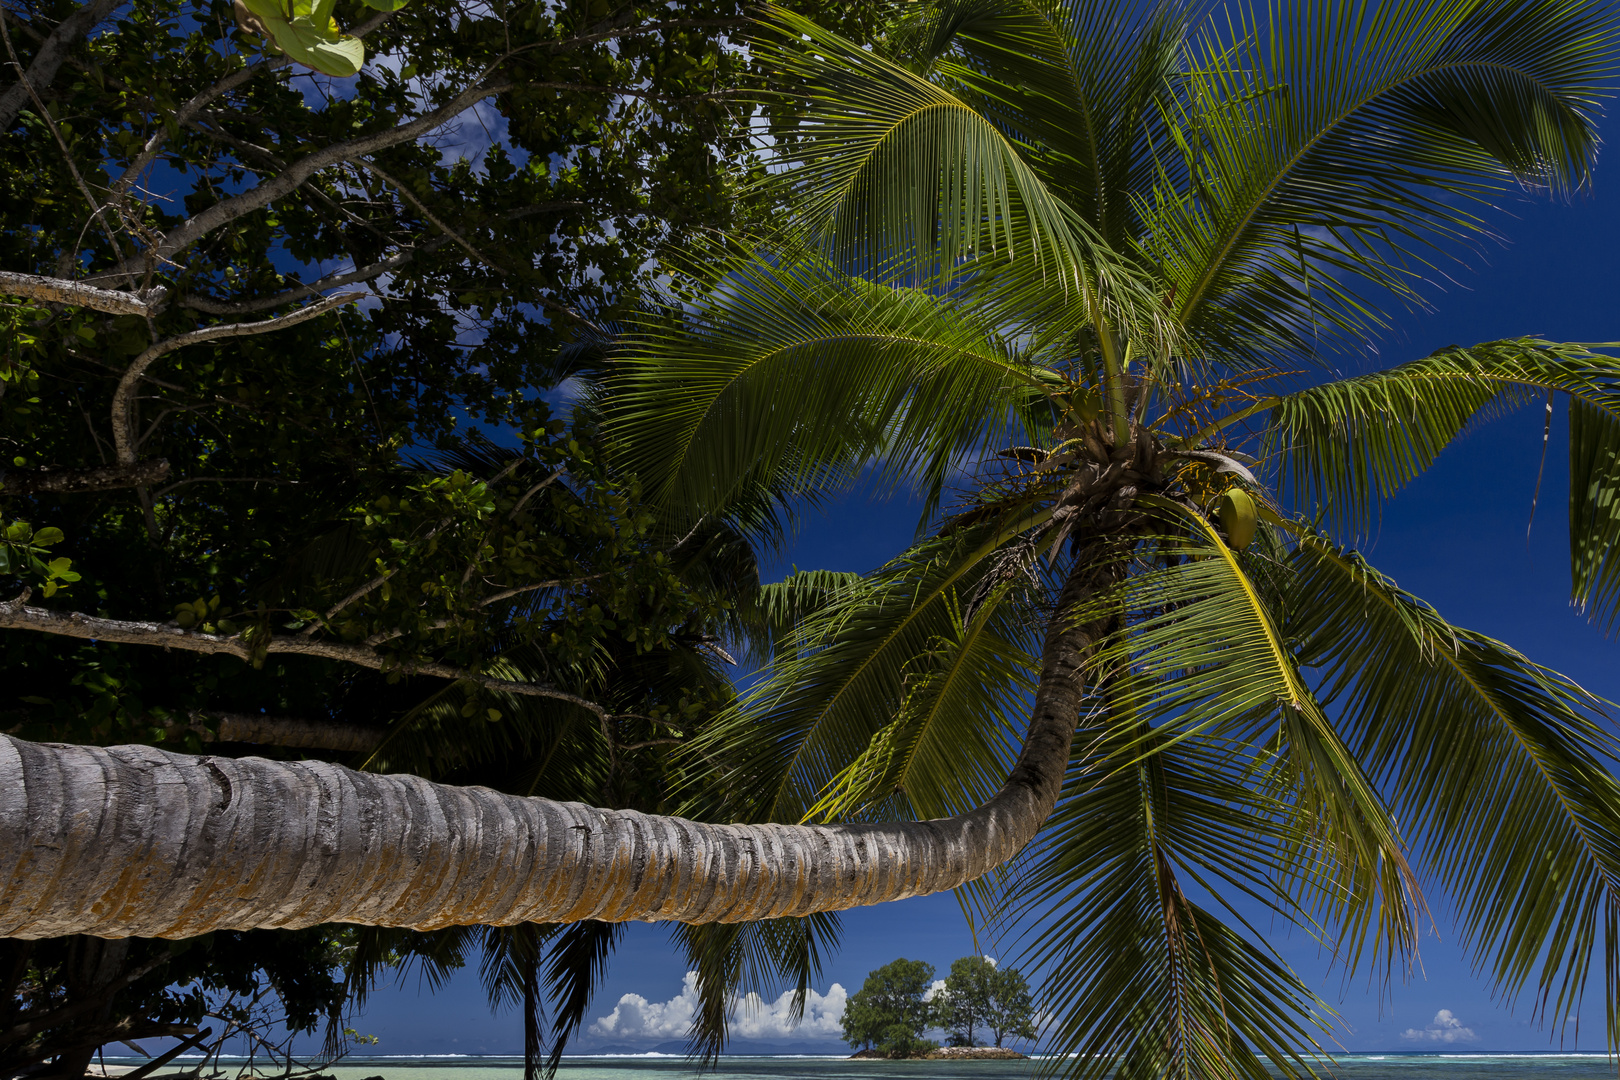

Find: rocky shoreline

[849,1046,1028,1061]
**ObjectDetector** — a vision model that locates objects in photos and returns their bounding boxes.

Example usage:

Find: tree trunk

[0,551,1121,939]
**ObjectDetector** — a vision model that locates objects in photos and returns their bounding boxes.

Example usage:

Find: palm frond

[1262,338,1620,628]
[904,0,1190,250]
[1015,712,1336,1080]
[1107,499,1419,963]
[802,582,1033,822]
[1288,529,1620,1045]
[1153,0,1615,363]
[670,913,842,1065]
[686,510,1049,825]
[610,249,1052,525]
[753,4,1169,325]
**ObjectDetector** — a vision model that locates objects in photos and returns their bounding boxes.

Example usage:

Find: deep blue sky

[337,173,1620,1057]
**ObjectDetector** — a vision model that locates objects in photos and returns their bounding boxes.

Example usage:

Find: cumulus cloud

[590,973,848,1044]
[1401,1009,1479,1044]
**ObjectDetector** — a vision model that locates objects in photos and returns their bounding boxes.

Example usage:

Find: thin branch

[619,738,684,751]
[539,16,746,54]
[112,78,516,275]
[177,202,588,315]
[478,571,608,607]
[151,476,297,496]
[0,592,610,718]
[0,0,120,129]
[508,465,566,519]
[0,269,165,314]
[0,4,126,263]
[358,159,505,273]
[108,7,398,201]
[180,247,426,314]
[111,292,362,464]
[2,459,169,495]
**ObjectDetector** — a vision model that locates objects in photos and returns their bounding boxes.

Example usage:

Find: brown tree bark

[0,554,1120,940]
[2,461,170,496]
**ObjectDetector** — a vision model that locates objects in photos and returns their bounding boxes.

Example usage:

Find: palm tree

[603,0,1620,1073]
[5,1,1620,1071]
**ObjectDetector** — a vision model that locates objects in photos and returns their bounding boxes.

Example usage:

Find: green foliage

[839,958,938,1057]
[982,964,1035,1049]
[0,0,891,1067]
[610,2,1620,1079]
[0,518,78,596]
[931,956,994,1046]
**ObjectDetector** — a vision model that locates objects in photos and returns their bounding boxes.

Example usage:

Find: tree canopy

[0,0,882,1071]
[838,957,938,1058]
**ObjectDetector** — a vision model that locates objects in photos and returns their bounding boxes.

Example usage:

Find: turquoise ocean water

[293,1056,1620,1080]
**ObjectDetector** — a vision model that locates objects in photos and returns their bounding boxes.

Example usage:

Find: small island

[840,956,1037,1060]
[851,1046,1028,1060]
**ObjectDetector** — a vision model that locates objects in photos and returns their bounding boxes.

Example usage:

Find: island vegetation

[839,957,1037,1059]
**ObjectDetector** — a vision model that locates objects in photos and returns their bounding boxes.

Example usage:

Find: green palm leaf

[1016,713,1336,1080]
[893,0,1189,250]
[1106,500,1419,960]
[1263,338,1620,628]
[1288,529,1620,1044]
[754,5,1157,304]
[1151,0,1615,361]
[609,250,1054,524]
[689,511,1049,825]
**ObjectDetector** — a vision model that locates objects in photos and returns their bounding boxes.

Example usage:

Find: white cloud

[590,972,848,1044]
[1401,1009,1479,1044]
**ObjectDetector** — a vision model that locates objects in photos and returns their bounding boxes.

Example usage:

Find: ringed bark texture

[0,558,1112,940]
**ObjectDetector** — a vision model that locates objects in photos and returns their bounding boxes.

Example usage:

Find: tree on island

[933,957,1038,1049]
[984,966,1037,1050]
[840,959,938,1058]
[932,956,995,1047]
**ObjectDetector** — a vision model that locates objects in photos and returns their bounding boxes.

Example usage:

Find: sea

[296,1055,1620,1080]
[91,1054,1620,1080]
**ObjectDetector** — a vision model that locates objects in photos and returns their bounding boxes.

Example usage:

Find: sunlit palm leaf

[802,581,1034,822]
[1017,712,1336,1080]
[1108,500,1419,961]
[754,4,1165,320]
[900,0,1189,250]
[1152,0,1614,363]
[1263,338,1620,627]
[690,512,1048,824]
[1288,529,1620,1046]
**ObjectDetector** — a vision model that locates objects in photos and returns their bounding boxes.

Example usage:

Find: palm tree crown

[607,1,1620,1075]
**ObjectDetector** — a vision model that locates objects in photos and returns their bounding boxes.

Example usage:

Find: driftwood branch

[0,593,610,718]
[111,292,362,464]
[0,270,164,315]
[1,459,170,495]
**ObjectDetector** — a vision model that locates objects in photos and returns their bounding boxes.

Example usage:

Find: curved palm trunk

[0,555,1117,940]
